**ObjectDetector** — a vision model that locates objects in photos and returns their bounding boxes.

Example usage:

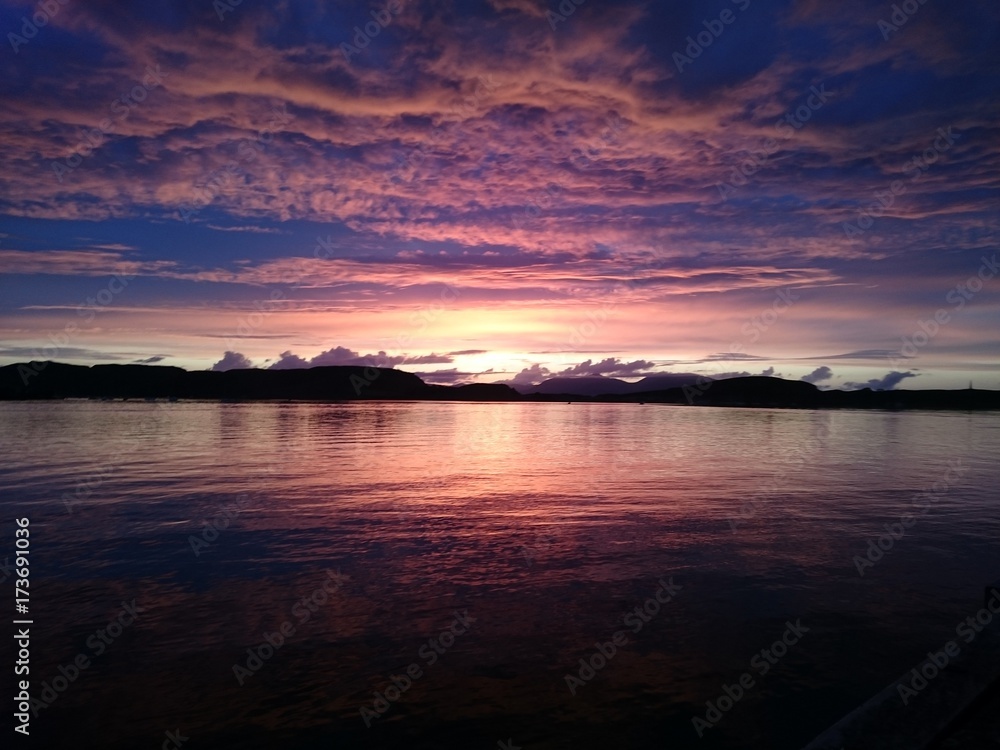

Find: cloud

[0,346,126,361]
[487,0,547,18]
[448,349,489,356]
[712,367,784,380]
[496,357,657,386]
[309,347,401,367]
[0,249,175,277]
[502,363,552,387]
[133,355,167,364]
[802,366,833,384]
[556,357,657,378]
[413,368,480,385]
[0,0,997,386]
[207,224,286,234]
[211,351,254,371]
[844,371,918,391]
[700,353,771,362]
[4,248,835,303]
[804,350,898,361]
[264,347,454,370]
[4,0,993,280]
[403,353,455,365]
[268,351,310,370]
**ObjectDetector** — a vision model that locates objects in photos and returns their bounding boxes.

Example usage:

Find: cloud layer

[1,0,998,388]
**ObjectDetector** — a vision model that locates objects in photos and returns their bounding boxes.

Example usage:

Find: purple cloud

[268,351,310,370]
[802,366,833,384]
[211,351,254,371]
[556,358,657,378]
[844,371,918,391]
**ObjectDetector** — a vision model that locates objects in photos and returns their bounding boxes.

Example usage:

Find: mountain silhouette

[2,363,998,410]
[519,373,705,396]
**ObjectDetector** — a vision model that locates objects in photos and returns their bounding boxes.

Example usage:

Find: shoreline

[3,361,1000,411]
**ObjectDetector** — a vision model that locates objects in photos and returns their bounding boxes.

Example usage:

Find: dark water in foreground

[1,401,998,749]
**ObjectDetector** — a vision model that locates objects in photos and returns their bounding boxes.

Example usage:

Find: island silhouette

[3,362,999,410]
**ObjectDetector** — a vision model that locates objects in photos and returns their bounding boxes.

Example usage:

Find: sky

[0,0,997,390]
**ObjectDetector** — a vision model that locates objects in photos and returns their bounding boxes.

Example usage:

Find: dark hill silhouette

[628,373,713,392]
[428,383,522,401]
[1,363,998,410]
[520,376,635,396]
[673,375,820,408]
[610,376,1000,410]
[0,361,492,401]
[520,372,706,397]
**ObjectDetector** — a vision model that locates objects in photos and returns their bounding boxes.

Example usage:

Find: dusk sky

[1,0,997,390]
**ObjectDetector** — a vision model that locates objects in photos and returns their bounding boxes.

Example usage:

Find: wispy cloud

[207,224,288,234]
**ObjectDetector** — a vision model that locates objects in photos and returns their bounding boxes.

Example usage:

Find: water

[1,401,998,749]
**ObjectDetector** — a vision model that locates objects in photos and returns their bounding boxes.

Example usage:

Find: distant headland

[2,362,999,411]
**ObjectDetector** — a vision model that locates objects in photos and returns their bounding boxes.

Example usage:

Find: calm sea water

[1,401,998,749]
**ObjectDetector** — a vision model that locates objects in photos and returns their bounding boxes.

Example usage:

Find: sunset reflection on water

[2,401,998,749]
